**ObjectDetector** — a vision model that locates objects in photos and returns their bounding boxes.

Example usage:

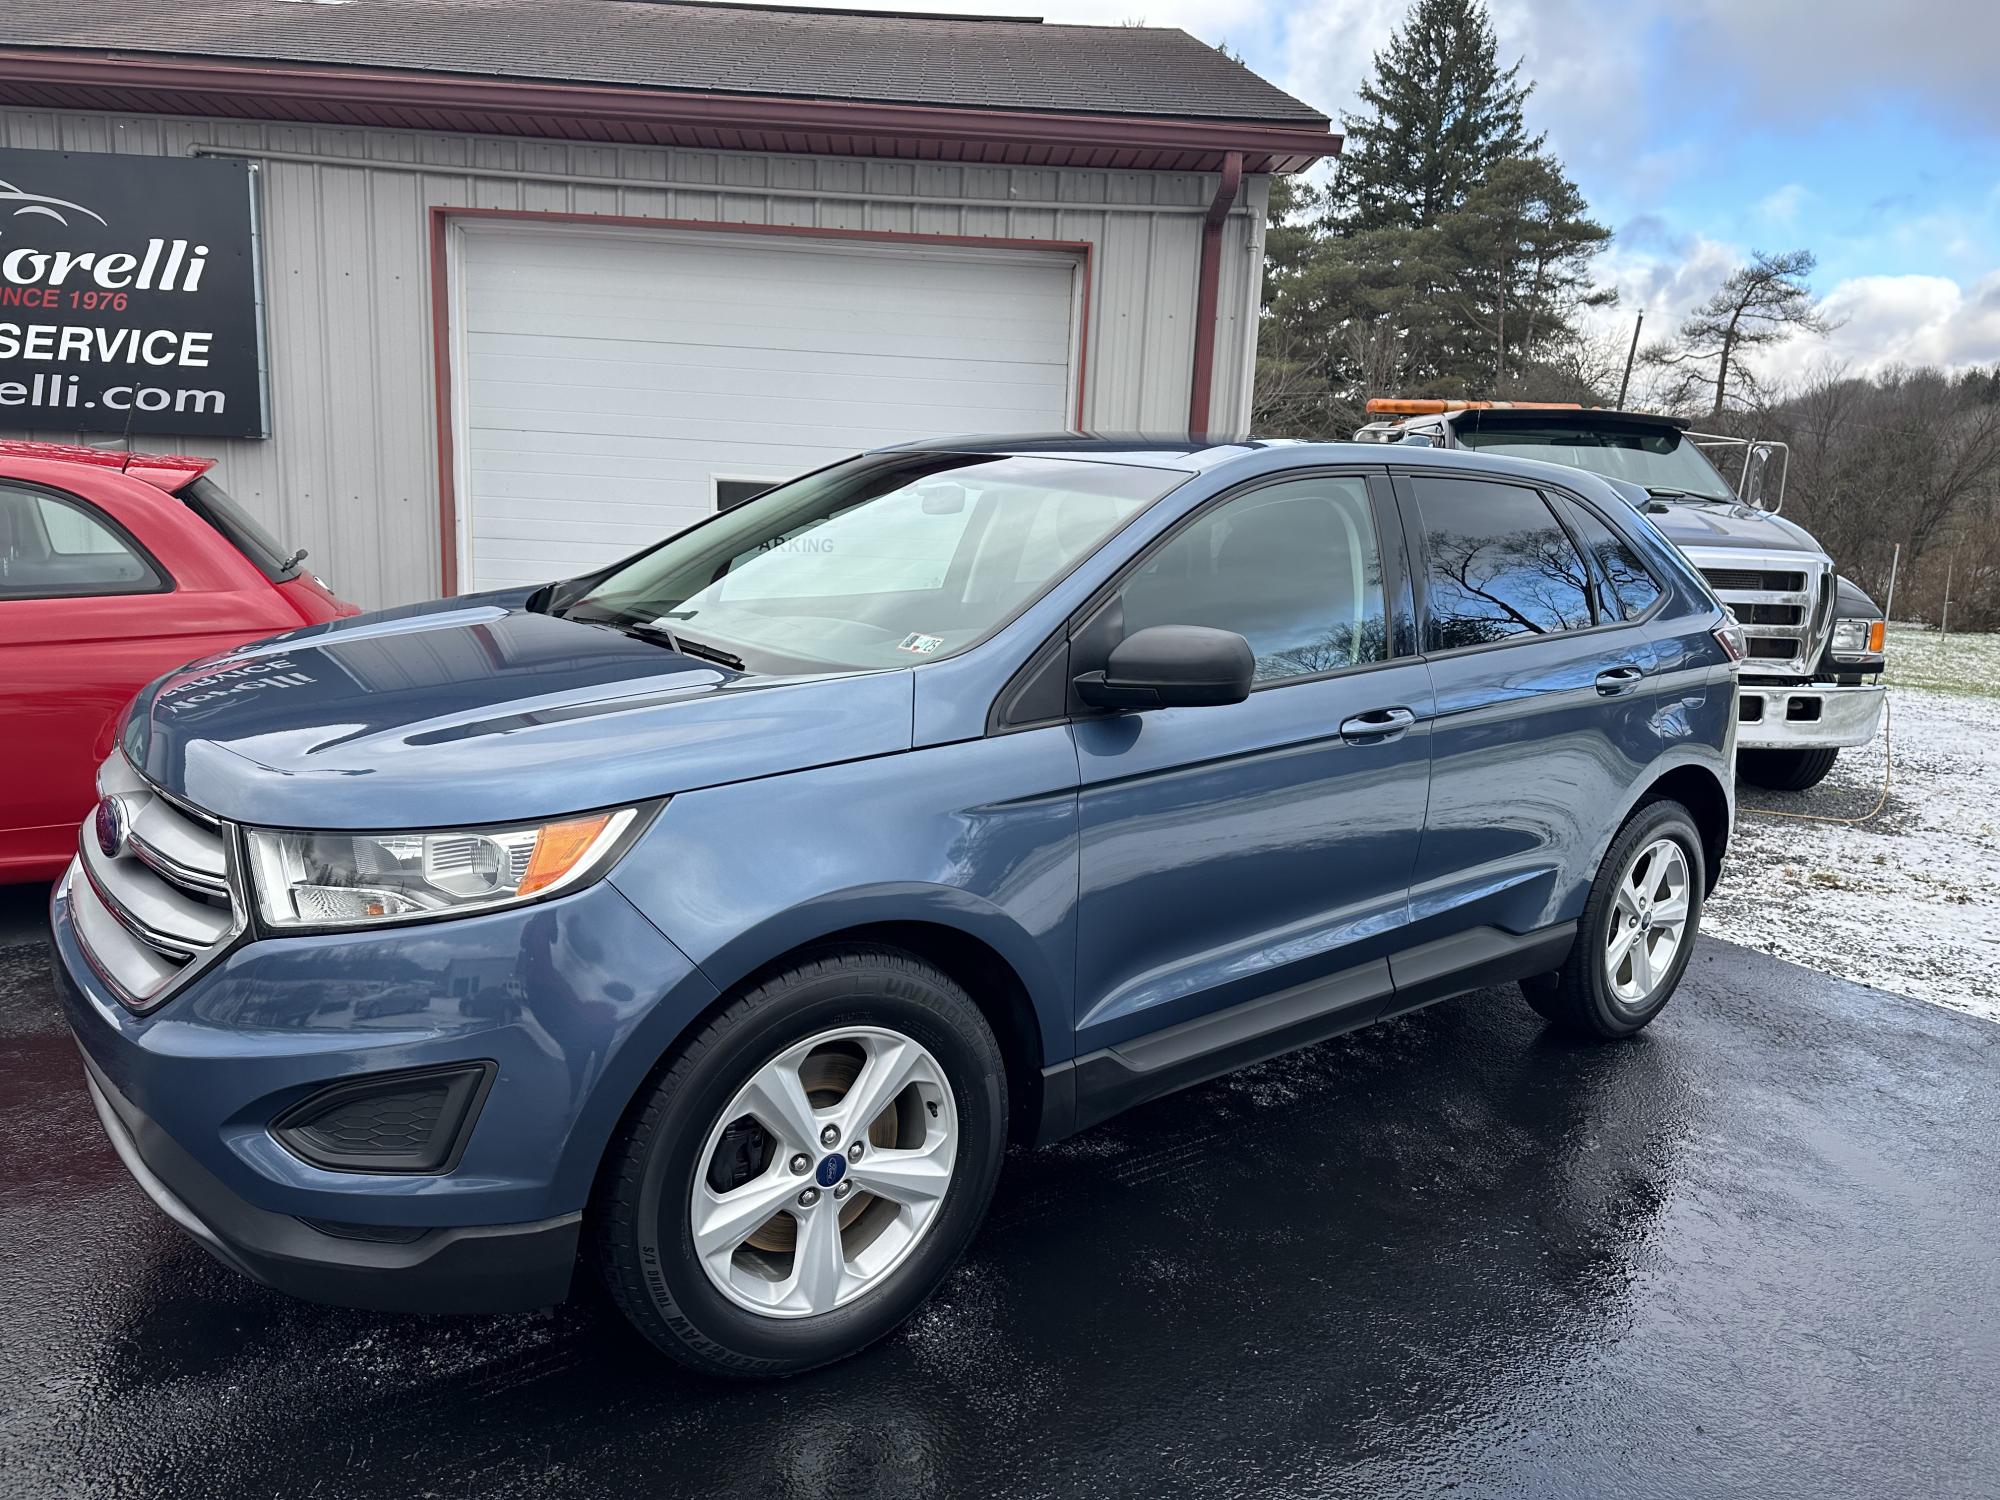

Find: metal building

[0,1,1336,609]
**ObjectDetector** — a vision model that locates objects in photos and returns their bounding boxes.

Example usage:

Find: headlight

[1830,617,1886,660]
[247,807,644,930]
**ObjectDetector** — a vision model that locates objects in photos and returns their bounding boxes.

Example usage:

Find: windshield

[1454,422,1736,502]
[561,452,1184,673]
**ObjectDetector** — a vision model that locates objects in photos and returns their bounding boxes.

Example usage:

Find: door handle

[1339,706,1417,743]
[1595,665,1646,696]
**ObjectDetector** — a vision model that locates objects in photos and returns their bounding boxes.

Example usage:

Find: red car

[0,440,358,883]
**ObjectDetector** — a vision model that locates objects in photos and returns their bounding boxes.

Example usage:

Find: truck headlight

[246,807,646,930]
[1829,618,1886,660]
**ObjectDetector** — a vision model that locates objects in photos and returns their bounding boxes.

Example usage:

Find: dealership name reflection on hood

[159,657,317,716]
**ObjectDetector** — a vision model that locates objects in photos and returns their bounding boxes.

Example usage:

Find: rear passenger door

[1397,471,1664,961]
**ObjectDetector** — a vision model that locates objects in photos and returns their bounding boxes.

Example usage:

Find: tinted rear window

[181,476,301,581]
[1562,502,1663,620]
[1412,477,1595,650]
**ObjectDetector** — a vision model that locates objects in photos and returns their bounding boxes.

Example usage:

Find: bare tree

[1644,249,1840,419]
[1758,362,2000,622]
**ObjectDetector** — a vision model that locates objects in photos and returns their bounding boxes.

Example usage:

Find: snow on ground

[1706,625,2000,1023]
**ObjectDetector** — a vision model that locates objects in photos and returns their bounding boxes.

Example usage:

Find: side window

[0,485,165,600]
[1561,500,1664,620]
[1120,476,1387,683]
[1411,477,1594,651]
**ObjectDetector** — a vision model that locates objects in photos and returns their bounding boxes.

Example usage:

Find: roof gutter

[0,50,1340,172]
[1186,151,1243,435]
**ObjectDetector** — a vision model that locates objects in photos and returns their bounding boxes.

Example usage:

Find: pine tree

[1325,0,1540,234]
[1436,154,1612,384]
[1249,0,1614,431]
[1643,249,1838,418]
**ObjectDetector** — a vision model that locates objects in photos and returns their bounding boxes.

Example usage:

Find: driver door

[1068,472,1434,1070]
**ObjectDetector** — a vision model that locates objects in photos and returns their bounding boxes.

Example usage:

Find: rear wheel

[593,947,1006,1377]
[1737,746,1839,791]
[1521,799,1705,1039]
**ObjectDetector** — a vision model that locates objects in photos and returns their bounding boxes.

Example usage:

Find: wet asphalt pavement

[2,883,1997,1500]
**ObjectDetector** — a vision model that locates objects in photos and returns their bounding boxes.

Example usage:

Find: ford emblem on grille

[93,795,129,860]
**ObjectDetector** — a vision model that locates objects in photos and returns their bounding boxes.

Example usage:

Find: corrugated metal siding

[0,107,1265,609]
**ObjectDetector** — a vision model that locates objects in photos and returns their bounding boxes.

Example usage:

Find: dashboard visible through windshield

[560,452,1186,674]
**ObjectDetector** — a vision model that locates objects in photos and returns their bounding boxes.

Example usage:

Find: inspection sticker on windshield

[896,632,946,656]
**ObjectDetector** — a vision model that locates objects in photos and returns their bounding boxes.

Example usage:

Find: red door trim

[427,205,1095,597]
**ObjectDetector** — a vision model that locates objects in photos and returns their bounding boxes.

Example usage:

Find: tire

[1737,746,1839,791]
[1520,799,1706,1040]
[593,945,1007,1378]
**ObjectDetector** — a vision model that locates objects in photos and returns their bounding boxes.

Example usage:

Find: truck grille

[1692,553,1834,677]
[1701,567,1806,594]
[67,752,241,1012]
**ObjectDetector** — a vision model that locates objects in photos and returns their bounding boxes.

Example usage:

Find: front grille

[1693,553,1833,674]
[1701,567,1807,593]
[68,753,240,1011]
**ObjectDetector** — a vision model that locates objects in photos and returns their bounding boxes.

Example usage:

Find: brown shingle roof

[0,0,1328,125]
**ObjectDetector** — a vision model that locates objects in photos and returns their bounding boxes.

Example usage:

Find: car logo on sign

[0,177,107,228]
[93,796,129,860]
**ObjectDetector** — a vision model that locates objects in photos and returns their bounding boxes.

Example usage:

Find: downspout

[1187,150,1244,436]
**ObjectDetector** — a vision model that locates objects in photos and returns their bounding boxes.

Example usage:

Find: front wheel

[1521,799,1706,1039]
[1737,746,1839,791]
[593,947,1006,1378]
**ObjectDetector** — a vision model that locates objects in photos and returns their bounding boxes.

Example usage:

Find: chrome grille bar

[70,752,243,1011]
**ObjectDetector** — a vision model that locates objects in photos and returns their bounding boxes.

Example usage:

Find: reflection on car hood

[124,597,915,829]
[1646,499,1826,557]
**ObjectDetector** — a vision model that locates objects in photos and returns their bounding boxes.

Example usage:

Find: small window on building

[0,485,166,599]
[714,476,784,511]
[1561,501,1663,620]
[1412,477,1594,651]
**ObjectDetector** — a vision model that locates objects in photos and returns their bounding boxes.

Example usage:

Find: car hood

[1645,499,1826,557]
[123,597,915,829]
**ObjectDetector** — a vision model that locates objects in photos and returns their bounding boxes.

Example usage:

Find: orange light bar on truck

[1364,399,1587,415]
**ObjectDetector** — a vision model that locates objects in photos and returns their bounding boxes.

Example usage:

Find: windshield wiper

[1644,486,1730,503]
[619,620,745,671]
[672,635,746,671]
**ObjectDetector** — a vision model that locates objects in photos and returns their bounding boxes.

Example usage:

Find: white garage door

[454,224,1081,593]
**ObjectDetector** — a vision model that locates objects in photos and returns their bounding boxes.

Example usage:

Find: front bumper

[80,1046,579,1313]
[1735,681,1884,750]
[52,867,718,1314]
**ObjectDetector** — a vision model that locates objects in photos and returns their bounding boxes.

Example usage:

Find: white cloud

[1674,0,2000,130]
[1765,270,2000,381]
[1757,182,1808,227]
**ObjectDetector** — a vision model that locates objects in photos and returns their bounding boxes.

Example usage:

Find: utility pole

[1941,547,1955,638]
[1616,310,1644,409]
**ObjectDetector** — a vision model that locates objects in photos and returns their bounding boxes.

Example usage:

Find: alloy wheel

[689,1025,958,1318]
[1604,836,1692,1006]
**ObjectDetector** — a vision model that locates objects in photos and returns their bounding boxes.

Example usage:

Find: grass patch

[1883,624,2000,699]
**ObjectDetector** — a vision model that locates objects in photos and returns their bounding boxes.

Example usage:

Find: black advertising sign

[0,148,268,439]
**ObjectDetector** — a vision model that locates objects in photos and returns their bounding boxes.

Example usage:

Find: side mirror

[1073,625,1255,711]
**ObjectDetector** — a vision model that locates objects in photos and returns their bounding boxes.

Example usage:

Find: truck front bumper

[1735,681,1884,751]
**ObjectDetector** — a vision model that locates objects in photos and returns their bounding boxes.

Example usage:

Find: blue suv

[53,437,1737,1376]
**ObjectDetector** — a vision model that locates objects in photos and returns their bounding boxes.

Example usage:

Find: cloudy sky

[779,0,2000,389]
